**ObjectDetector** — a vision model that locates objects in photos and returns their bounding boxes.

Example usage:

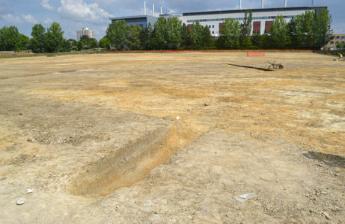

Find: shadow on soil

[228,63,275,71]
[304,151,345,168]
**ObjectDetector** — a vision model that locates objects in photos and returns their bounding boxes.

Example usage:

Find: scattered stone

[203,103,209,107]
[268,63,284,70]
[331,206,341,212]
[322,211,331,220]
[26,188,33,194]
[235,193,257,202]
[16,198,25,205]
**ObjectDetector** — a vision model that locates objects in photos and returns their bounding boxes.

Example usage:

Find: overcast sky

[0,0,344,39]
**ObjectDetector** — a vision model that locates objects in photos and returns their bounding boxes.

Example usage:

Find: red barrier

[247,51,266,57]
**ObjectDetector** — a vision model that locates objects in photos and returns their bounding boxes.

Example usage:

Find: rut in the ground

[68,121,197,197]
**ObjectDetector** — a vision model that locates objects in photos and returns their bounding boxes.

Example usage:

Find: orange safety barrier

[247,51,266,57]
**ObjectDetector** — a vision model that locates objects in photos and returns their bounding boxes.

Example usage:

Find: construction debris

[235,193,257,202]
[334,53,345,61]
[228,62,284,71]
[267,62,284,70]
[16,198,25,206]
[322,211,331,220]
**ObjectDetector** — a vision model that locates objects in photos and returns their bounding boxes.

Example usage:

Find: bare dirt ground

[0,51,344,223]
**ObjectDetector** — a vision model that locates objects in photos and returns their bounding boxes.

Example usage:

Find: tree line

[0,8,331,53]
[105,9,330,50]
[0,22,103,53]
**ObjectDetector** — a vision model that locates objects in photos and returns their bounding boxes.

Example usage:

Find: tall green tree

[61,39,71,52]
[0,26,28,51]
[140,25,153,50]
[30,24,46,53]
[152,17,167,49]
[165,17,182,49]
[271,16,290,48]
[17,34,30,51]
[251,34,268,49]
[217,19,241,49]
[202,26,214,49]
[70,39,79,51]
[313,8,331,49]
[240,11,253,48]
[152,17,182,49]
[45,22,65,52]
[188,23,213,49]
[127,25,142,50]
[106,21,129,50]
[99,36,111,49]
[291,11,314,49]
[78,36,98,50]
[181,24,192,49]
[189,22,205,49]
[64,39,78,51]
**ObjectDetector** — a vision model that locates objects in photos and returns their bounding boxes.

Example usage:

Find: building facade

[110,6,327,37]
[181,6,326,37]
[111,15,158,28]
[77,27,94,40]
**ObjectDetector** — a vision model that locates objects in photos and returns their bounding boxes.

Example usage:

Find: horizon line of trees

[0,23,101,53]
[105,9,331,50]
[0,8,331,53]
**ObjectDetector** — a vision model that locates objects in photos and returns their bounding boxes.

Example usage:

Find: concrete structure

[110,6,327,37]
[77,27,94,40]
[323,34,345,51]
[110,15,158,28]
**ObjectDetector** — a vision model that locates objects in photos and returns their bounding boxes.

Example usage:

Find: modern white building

[77,27,94,40]
[111,15,158,28]
[181,6,327,37]
[110,5,327,37]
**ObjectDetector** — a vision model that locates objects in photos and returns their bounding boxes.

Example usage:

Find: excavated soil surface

[0,52,344,223]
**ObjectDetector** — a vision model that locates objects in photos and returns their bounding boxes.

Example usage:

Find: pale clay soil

[0,52,344,223]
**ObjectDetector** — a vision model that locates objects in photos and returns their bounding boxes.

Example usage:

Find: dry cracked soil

[0,51,344,223]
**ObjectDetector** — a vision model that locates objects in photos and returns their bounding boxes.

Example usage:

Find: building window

[253,21,261,34]
[265,21,273,34]
[219,23,225,34]
[186,15,293,23]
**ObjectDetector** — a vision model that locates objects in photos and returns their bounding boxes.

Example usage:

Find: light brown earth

[0,51,344,223]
